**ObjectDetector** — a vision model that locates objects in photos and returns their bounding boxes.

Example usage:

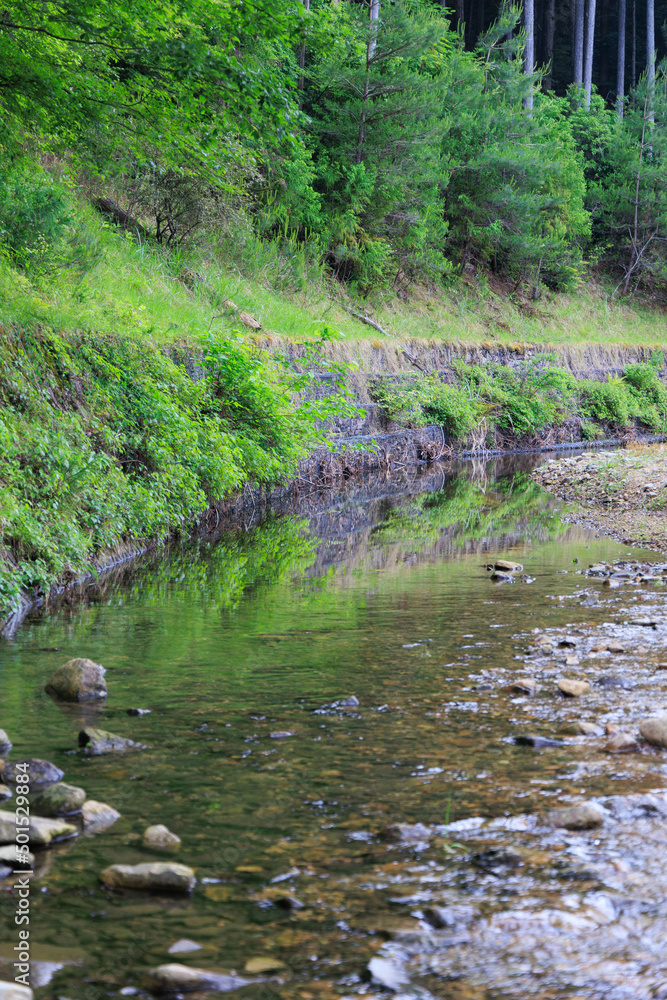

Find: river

[1,455,667,1000]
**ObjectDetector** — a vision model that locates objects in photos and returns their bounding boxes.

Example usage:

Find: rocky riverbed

[531,444,667,550]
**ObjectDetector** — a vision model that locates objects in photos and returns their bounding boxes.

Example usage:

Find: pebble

[604,733,639,753]
[143,824,181,851]
[511,678,539,696]
[577,721,602,736]
[557,678,591,697]
[382,822,432,844]
[367,957,409,991]
[143,965,252,993]
[167,939,203,955]
[606,641,626,653]
[639,715,667,748]
[546,803,605,829]
[596,674,635,690]
[244,957,287,973]
[100,862,196,893]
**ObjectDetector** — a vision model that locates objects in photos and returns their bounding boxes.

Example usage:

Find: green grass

[3,182,667,350]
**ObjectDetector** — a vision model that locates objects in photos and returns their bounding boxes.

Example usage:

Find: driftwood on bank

[340,304,390,337]
[93,198,150,241]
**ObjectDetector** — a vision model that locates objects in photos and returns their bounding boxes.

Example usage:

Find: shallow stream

[2,456,667,1000]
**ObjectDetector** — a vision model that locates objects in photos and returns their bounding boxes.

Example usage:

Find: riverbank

[531,445,667,551]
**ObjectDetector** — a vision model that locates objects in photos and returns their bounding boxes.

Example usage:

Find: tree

[647,0,656,117]
[574,0,585,86]
[302,0,451,284]
[543,0,556,91]
[617,0,627,116]
[584,0,597,106]
[524,0,535,111]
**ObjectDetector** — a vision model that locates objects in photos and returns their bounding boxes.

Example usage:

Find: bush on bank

[0,325,350,621]
[372,353,667,440]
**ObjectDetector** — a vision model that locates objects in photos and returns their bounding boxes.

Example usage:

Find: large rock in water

[79,727,145,755]
[639,715,667,748]
[143,965,253,993]
[143,824,181,851]
[81,800,120,833]
[0,730,12,750]
[45,658,107,701]
[100,862,196,892]
[31,782,86,816]
[0,810,77,846]
[1,759,64,788]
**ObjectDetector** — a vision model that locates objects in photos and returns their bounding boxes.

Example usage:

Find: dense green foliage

[0,325,351,619]
[372,352,667,439]
[4,0,667,296]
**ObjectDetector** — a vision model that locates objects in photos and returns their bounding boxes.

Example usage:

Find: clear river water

[2,455,667,1000]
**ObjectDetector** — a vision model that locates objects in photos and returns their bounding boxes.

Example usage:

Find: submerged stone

[382,822,432,844]
[1,759,64,788]
[557,678,591,697]
[31,782,86,816]
[143,965,252,993]
[546,803,605,829]
[515,735,563,748]
[79,727,145,755]
[100,862,196,893]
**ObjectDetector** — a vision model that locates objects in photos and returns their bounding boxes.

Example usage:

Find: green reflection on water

[0,464,647,998]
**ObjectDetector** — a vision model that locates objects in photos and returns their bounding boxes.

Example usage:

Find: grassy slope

[2,195,667,350]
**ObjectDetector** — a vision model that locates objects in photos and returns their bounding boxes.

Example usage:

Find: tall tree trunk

[455,0,465,32]
[600,0,611,91]
[574,0,585,85]
[476,0,485,44]
[584,0,597,105]
[617,0,626,116]
[647,0,655,118]
[369,0,380,60]
[357,0,380,163]
[543,0,556,90]
[632,0,637,86]
[524,0,535,112]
